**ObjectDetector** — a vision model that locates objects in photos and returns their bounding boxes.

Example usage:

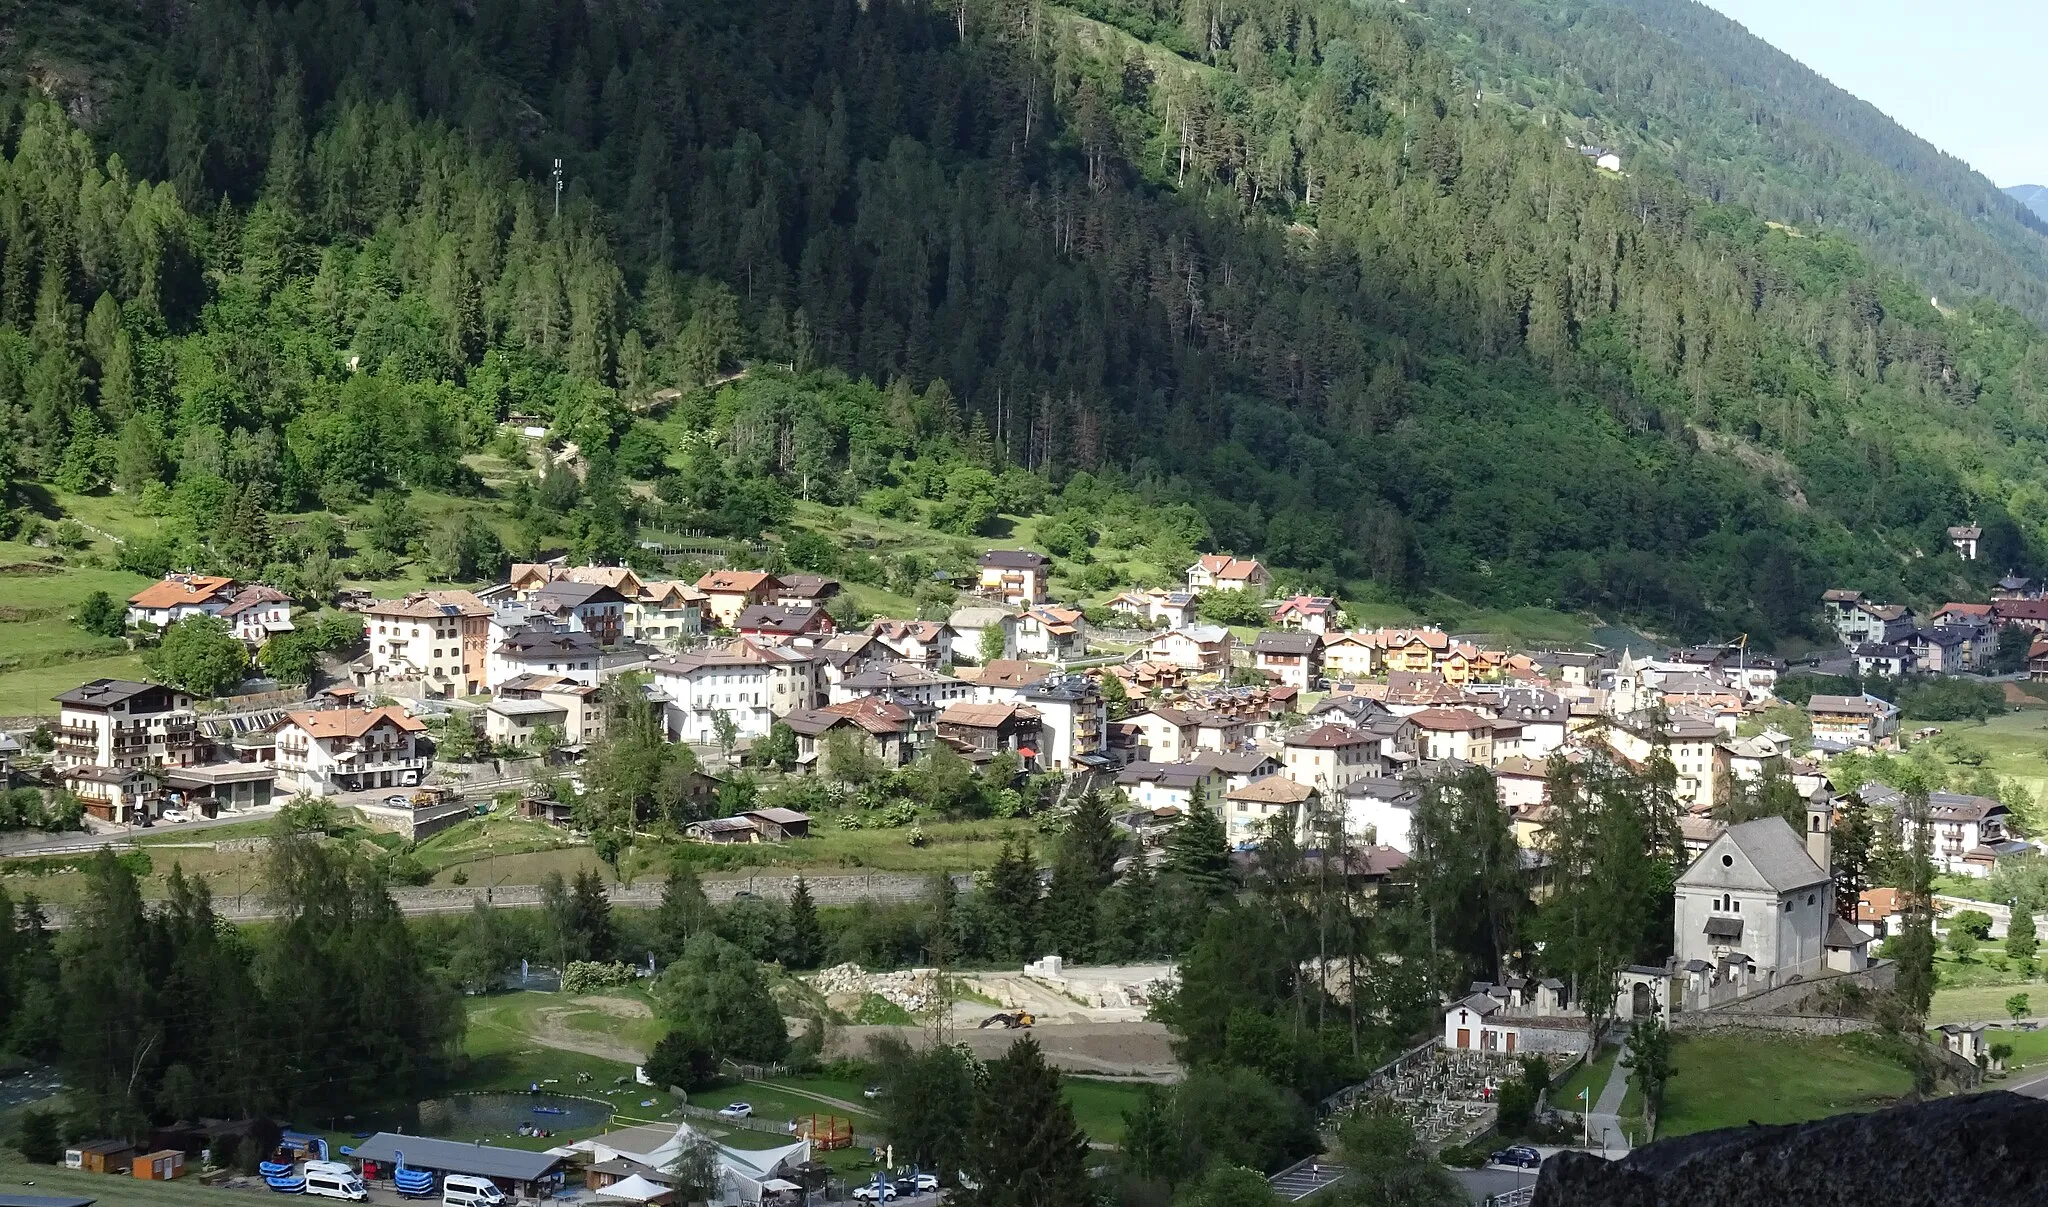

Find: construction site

[808,959,1182,1081]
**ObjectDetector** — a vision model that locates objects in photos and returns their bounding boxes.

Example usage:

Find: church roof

[1682,817,1830,895]
[1724,818,1831,892]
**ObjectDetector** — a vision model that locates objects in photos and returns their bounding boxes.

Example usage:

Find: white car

[384,794,411,806]
[912,1175,939,1192]
[851,1184,897,1201]
[717,1103,753,1119]
[157,809,191,824]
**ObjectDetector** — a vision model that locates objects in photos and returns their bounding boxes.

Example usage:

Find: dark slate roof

[497,630,601,658]
[1253,631,1321,656]
[346,1133,566,1182]
[54,678,176,708]
[979,549,1049,568]
[1703,916,1743,940]
[531,579,628,609]
[1825,918,1873,948]
[1721,817,1831,892]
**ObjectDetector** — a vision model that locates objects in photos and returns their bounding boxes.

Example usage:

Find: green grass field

[1931,981,2044,1024]
[0,1154,227,1206]
[1656,1032,1914,1138]
[1552,1042,1617,1112]
[0,650,151,715]
[1921,712,2048,809]
[0,541,154,715]
[1061,1077,1150,1145]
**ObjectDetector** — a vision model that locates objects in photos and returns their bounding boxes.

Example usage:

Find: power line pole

[552,158,564,222]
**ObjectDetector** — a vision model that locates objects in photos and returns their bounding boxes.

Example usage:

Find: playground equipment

[795,1114,854,1151]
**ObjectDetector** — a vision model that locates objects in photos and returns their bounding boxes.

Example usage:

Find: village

[6,533,2048,1207]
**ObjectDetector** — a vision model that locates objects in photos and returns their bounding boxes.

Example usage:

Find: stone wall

[1689,960,1896,1017]
[1671,1012,1875,1036]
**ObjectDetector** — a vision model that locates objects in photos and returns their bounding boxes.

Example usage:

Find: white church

[1671,799,1872,1010]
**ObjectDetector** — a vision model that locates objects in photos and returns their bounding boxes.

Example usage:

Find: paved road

[2005,1065,2048,1098]
[0,805,287,858]
[1582,1036,1634,1156]
[1452,1168,1537,1206]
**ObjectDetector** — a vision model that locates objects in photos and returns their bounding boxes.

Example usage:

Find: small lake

[384,1092,613,1140]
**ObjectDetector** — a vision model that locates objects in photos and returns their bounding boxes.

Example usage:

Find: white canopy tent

[597,1173,676,1203]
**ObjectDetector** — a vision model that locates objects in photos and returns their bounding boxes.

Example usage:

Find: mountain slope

[2009,185,2048,224]
[0,0,2045,646]
[1407,0,2048,325]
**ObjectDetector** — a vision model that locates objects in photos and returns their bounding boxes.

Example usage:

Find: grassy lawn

[0,650,151,715]
[1552,1042,1617,1112]
[468,988,668,1060]
[1985,1024,2048,1072]
[765,1075,872,1106]
[1931,981,2044,1024]
[0,1153,228,1206]
[694,1081,878,1132]
[0,615,128,660]
[1061,1077,1150,1145]
[1656,1033,1913,1138]
[1919,712,2048,810]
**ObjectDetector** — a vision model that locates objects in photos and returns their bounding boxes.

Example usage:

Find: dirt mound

[827,1021,1179,1080]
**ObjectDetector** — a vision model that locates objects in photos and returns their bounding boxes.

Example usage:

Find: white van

[303,1161,369,1201]
[442,1174,506,1207]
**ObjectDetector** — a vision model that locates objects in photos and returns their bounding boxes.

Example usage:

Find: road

[0,805,286,858]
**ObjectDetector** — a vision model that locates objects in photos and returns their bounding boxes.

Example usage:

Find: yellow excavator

[978,1011,1035,1029]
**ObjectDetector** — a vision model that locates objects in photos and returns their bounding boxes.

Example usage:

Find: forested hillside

[2,0,2048,644]
[1414,0,2048,325]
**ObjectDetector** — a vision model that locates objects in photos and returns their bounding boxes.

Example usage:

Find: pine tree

[785,875,822,969]
[1060,792,1122,888]
[1041,854,1099,964]
[959,1036,1091,1207]
[2008,903,2039,971]
[926,870,959,968]
[1164,785,1231,903]
[654,861,713,966]
[1832,793,1876,917]
[983,836,1042,962]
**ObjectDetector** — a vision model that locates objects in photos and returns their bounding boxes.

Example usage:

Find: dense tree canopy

[1,0,2046,644]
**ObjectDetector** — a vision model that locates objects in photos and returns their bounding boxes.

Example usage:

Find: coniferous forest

[2,0,2048,641]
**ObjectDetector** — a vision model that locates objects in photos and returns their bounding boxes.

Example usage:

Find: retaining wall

[1671,1013,1876,1036]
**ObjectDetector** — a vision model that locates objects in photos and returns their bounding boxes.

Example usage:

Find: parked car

[851,1184,897,1202]
[384,794,411,807]
[1490,1145,1541,1169]
[718,1103,753,1119]
[158,809,191,824]
[912,1174,940,1192]
[862,1085,884,1099]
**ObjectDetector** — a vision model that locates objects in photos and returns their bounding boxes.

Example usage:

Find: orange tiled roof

[128,574,238,609]
[697,570,776,593]
[284,706,425,740]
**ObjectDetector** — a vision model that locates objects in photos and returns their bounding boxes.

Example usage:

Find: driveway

[0,805,283,858]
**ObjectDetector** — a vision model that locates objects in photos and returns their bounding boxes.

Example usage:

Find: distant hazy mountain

[2009,185,2048,223]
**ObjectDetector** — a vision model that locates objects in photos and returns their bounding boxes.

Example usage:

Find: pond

[355,1092,614,1142]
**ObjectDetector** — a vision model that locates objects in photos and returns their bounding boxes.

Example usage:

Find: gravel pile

[810,962,946,1011]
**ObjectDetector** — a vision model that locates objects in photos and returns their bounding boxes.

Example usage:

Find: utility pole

[552,159,564,222]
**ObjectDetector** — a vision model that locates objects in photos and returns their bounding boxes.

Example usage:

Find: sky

[1700,1,2048,187]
